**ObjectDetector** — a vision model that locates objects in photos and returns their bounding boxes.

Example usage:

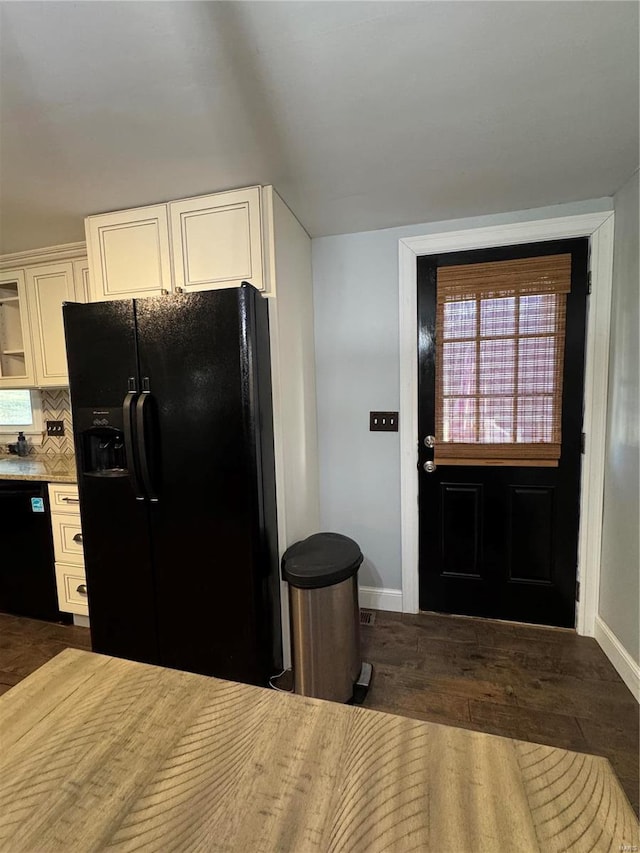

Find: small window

[0,389,43,434]
[435,254,571,467]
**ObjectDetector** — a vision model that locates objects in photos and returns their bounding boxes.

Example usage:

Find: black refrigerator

[63,284,281,686]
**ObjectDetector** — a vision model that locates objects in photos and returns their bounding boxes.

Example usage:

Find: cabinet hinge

[587,271,592,294]
[576,580,580,602]
[581,432,586,454]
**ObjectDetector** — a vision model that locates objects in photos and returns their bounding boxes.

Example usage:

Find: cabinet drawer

[51,513,85,565]
[55,563,88,616]
[48,483,80,514]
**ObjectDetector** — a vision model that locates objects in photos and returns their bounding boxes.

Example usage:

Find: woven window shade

[435,254,571,467]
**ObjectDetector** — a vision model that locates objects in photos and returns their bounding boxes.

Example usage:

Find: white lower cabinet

[48,482,82,513]
[55,564,89,616]
[48,484,88,618]
[51,513,84,565]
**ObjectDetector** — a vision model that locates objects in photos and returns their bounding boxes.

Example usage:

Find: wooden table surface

[0,649,637,852]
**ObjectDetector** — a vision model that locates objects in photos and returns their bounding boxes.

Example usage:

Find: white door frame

[398,211,615,636]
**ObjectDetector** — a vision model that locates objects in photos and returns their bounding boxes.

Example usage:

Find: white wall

[312,198,613,595]
[598,170,639,674]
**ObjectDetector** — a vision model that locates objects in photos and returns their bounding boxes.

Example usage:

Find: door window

[435,254,571,466]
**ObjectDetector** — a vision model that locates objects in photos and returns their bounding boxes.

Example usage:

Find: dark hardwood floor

[361,610,639,816]
[0,613,92,696]
[1,609,638,816]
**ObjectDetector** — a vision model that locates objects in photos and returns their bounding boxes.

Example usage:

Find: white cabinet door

[0,269,36,388]
[72,259,90,303]
[170,188,264,292]
[25,263,75,387]
[86,206,172,301]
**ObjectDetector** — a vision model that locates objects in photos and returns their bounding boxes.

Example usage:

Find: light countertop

[0,648,636,851]
[0,454,77,483]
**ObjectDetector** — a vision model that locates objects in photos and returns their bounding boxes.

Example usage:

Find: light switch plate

[46,420,65,436]
[369,411,398,432]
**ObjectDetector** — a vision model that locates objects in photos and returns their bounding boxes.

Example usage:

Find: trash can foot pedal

[351,662,373,705]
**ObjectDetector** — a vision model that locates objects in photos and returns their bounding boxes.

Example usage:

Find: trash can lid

[281,532,363,589]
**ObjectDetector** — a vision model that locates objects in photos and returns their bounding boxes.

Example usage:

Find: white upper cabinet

[0,270,36,388]
[169,188,264,292]
[72,259,91,303]
[86,205,172,301]
[85,186,271,302]
[0,245,89,388]
[25,262,76,386]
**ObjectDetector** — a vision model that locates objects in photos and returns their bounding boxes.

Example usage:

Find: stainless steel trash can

[282,532,366,703]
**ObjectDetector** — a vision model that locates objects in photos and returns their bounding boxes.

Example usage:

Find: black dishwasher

[0,481,63,621]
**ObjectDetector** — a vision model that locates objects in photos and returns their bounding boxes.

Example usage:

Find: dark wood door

[417,239,588,627]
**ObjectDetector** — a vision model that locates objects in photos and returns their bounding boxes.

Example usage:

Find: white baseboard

[73,614,90,628]
[594,615,640,702]
[358,586,403,613]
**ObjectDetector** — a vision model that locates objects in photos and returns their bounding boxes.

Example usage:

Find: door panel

[507,486,554,583]
[418,239,588,627]
[441,483,482,577]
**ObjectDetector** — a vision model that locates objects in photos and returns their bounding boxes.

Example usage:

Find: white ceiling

[0,1,638,253]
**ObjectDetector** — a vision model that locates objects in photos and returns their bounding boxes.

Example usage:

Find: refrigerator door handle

[123,391,145,501]
[136,391,159,503]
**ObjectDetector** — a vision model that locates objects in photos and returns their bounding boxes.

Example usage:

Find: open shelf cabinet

[0,272,35,387]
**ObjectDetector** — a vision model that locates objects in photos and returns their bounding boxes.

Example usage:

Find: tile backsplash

[2,389,74,457]
[37,389,75,456]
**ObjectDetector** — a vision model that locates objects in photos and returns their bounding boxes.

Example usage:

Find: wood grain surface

[0,649,637,852]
